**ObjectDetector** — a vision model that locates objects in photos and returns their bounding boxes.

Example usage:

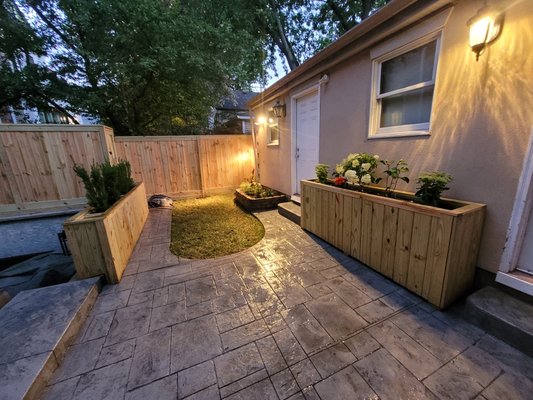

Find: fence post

[196,137,207,197]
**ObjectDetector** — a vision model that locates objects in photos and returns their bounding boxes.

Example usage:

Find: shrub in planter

[235,172,287,211]
[315,164,330,184]
[74,160,135,212]
[415,171,453,206]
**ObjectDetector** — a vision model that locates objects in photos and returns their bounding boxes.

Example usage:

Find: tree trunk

[268,0,299,70]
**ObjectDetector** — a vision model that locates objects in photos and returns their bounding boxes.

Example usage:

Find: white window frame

[368,32,442,139]
[267,111,279,146]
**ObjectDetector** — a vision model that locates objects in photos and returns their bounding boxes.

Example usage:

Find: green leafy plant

[415,171,453,206]
[315,164,330,184]
[74,159,135,212]
[335,152,381,189]
[381,159,409,196]
[239,170,274,198]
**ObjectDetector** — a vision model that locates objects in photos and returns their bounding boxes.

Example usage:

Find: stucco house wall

[251,0,533,274]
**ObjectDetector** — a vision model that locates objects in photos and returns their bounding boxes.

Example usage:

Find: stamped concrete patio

[42,209,533,400]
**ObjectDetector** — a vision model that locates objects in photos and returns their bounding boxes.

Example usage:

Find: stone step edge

[465,286,533,358]
[277,202,301,226]
[26,277,103,400]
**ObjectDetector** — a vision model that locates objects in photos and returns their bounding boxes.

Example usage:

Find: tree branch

[326,0,353,32]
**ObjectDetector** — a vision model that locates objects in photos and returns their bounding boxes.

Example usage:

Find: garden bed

[301,179,486,308]
[64,182,148,283]
[234,188,288,212]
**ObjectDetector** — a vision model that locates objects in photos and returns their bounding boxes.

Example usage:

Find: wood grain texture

[0,126,114,209]
[0,126,253,211]
[64,182,148,283]
[300,180,486,308]
[115,135,254,197]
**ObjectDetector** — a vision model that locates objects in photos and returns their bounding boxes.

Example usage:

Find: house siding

[252,0,533,274]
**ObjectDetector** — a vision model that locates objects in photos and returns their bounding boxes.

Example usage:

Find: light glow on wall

[468,6,503,60]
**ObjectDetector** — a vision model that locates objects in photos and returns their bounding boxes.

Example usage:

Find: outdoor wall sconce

[272,100,286,119]
[254,115,267,126]
[467,5,503,60]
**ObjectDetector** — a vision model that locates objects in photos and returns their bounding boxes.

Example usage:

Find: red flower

[333,177,347,186]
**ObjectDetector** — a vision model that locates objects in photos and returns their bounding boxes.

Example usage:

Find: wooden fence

[0,125,115,212]
[115,135,254,197]
[0,125,254,213]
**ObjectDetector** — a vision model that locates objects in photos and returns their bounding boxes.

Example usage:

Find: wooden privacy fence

[0,125,116,212]
[115,135,254,197]
[0,125,254,212]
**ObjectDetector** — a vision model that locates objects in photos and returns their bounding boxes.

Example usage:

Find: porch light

[254,115,266,126]
[467,6,503,60]
[272,100,286,119]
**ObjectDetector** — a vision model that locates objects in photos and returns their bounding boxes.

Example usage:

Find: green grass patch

[170,194,265,259]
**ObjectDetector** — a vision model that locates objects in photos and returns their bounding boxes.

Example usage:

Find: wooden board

[300,180,486,308]
[64,182,148,283]
[115,135,254,197]
[0,125,115,210]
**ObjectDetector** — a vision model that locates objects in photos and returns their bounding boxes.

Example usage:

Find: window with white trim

[267,111,279,145]
[369,36,440,138]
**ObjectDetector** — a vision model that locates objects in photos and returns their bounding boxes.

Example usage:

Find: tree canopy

[1,0,389,135]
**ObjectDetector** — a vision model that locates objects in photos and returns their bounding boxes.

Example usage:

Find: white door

[294,90,319,195]
[517,209,533,274]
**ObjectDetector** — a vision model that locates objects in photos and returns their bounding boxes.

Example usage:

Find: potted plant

[235,171,288,212]
[64,160,149,283]
[301,153,486,308]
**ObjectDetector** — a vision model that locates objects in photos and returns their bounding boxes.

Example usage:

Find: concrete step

[0,277,102,400]
[278,201,301,225]
[465,286,533,357]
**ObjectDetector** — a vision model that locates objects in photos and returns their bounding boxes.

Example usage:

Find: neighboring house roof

[218,91,258,112]
[249,0,452,107]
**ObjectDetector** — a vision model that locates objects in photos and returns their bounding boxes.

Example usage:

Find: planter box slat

[381,205,398,279]
[301,180,486,308]
[64,182,149,283]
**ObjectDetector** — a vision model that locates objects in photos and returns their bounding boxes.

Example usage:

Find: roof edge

[249,0,453,108]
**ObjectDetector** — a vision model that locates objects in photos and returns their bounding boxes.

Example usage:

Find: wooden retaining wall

[301,180,486,308]
[115,135,254,197]
[0,125,254,212]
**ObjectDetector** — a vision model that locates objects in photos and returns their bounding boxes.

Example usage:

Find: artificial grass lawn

[170,194,265,259]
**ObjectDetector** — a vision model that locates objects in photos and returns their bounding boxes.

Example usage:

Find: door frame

[291,84,320,196]
[496,127,533,294]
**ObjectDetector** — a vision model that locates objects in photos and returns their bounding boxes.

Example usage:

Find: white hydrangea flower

[335,164,344,174]
[362,163,371,171]
[361,174,372,184]
[373,154,380,161]
[352,159,360,167]
[344,170,357,183]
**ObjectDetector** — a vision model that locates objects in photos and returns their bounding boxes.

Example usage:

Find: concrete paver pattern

[43,209,533,400]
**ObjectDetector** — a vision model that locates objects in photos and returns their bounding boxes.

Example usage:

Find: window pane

[380,41,436,94]
[380,86,434,128]
[269,125,279,142]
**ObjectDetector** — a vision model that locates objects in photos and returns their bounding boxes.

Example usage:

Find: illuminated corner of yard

[169,194,265,259]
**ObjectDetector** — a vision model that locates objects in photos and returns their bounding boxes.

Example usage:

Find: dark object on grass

[148,194,174,208]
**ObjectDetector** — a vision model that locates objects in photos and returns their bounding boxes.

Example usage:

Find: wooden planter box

[64,182,149,283]
[234,188,288,212]
[301,180,486,308]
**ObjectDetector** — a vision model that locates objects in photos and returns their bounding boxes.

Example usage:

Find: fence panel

[0,125,115,212]
[0,126,255,212]
[115,135,254,197]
